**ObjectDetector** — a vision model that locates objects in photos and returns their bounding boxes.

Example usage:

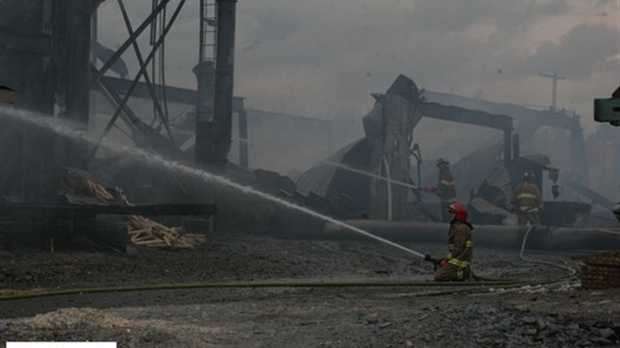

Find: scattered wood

[57,168,207,249]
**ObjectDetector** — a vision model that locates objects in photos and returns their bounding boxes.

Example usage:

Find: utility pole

[539,71,565,111]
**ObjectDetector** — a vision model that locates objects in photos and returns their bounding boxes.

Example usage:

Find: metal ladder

[197,0,217,125]
[199,0,217,65]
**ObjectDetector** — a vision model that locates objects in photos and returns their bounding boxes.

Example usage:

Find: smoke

[1,105,427,258]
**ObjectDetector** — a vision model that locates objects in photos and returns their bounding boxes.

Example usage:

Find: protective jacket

[435,220,473,281]
[437,167,457,204]
[511,181,543,226]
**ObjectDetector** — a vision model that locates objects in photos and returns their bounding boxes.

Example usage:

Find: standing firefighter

[511,171,543,226]
[423,158,457,222]
[424,202,473,281]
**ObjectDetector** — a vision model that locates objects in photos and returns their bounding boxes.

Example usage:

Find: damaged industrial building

[1,0,619,263]
[0,0,619,346]
[1,0,619,268]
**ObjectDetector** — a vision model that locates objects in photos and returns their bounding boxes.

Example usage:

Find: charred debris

[2,70,618,252]
[4,71,618,252]
[284,75,619,251]
[0,1,617,253]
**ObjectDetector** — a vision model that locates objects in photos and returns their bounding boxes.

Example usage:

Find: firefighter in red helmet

[425,202,473,281]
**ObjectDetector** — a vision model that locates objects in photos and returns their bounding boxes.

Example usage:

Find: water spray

[322,160,419,190]
[0,106,426,259]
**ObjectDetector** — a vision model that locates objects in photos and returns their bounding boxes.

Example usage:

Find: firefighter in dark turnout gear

[425,202,473,281]
[423,159,457,222]
[511,171,543,226]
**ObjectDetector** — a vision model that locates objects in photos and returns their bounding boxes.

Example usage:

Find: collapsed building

[0,1,618,253]
[294,75,613,223]
[293,75,618,249]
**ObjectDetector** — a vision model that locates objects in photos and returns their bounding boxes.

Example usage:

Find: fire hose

[1,227,577,301]
[422,225,578,283]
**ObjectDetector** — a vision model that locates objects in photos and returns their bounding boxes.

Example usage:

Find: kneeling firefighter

[424,202,473,281]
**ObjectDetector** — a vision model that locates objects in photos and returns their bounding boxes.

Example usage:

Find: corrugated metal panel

[295,139,365,198]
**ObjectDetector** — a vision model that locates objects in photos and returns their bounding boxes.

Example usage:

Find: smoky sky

[97,0,619,133]
[523,24,616,78]
[409,0,570,32]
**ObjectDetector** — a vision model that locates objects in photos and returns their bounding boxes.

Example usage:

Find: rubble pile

[414,303,620,347]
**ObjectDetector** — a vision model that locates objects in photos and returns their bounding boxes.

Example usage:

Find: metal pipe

[238,103,248,167]
[503,130,511,164]
[211,0,237,172]
[382,156,393,221]
[61,0,92,170]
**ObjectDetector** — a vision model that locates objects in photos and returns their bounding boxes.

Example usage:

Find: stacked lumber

[57,168,207,249]
[126,215,206,248]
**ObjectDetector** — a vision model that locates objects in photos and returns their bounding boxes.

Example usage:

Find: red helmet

[448,202,468,221]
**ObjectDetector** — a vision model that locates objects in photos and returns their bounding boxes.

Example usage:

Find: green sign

[594,98,620,126]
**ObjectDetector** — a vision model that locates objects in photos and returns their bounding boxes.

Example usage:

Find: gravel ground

[1,232,619,348]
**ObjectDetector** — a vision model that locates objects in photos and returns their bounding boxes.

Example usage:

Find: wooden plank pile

[57,168,207,249]
[126,215,206,248]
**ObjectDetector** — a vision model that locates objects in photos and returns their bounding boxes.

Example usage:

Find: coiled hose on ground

[0,227,579,301]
